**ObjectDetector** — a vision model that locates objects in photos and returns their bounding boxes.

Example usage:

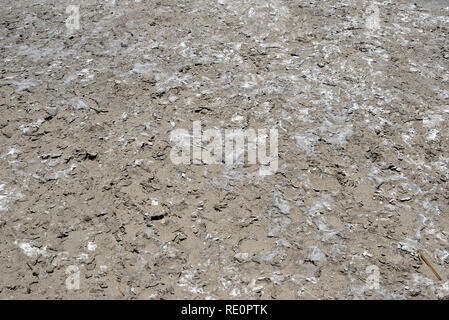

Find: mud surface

[1,0,448,299]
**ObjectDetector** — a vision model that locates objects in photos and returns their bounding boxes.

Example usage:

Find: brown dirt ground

[0,0,448,299]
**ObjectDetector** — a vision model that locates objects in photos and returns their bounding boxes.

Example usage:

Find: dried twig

[418,249,442,281]
[87,97,108,113]
[355,275,366,283]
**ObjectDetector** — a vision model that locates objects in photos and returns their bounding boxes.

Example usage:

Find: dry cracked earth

[0,0,448,300]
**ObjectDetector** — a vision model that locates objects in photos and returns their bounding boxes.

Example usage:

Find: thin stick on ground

[418,249,442,281]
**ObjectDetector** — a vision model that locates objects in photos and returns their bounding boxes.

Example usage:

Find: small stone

[306,246,326,265]
[234,252,251,263]
[267,226,282,238]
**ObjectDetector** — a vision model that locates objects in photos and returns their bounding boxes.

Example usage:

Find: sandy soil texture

[0,0,448,299]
